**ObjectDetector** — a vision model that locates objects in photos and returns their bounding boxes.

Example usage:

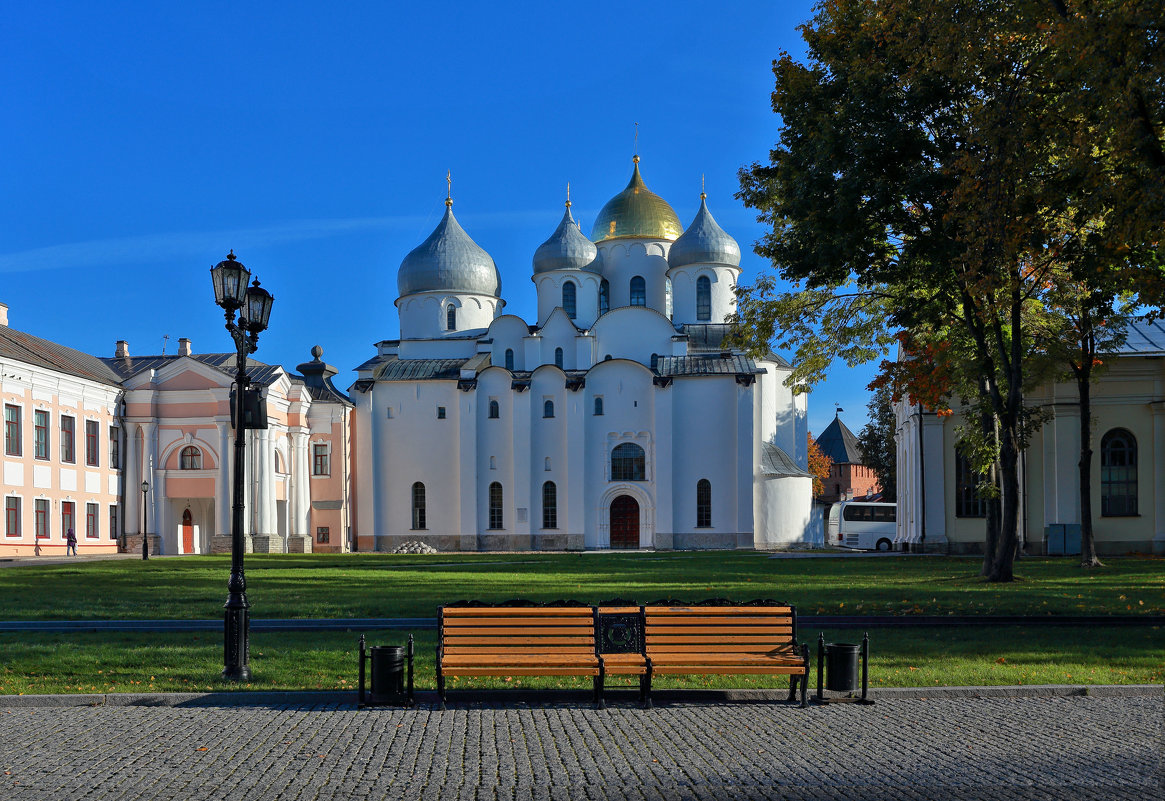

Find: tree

[856,385,897,502]
[807,433,833,500]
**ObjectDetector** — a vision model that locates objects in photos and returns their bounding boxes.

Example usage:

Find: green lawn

[1,552,1161,694]
[1,552,1162,620]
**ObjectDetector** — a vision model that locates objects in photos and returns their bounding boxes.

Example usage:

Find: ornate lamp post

[141,481,149,560]
[210,250,274,682]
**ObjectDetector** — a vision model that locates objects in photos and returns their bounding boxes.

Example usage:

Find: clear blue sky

[1,1,878,437]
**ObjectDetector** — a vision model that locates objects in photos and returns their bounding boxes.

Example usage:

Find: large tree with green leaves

[734,0,1162,581]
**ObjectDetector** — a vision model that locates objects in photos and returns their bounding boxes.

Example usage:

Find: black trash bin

[358,634,415,707]
[824,642,860,692]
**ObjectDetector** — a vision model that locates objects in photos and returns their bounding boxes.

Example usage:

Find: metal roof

[101,353,285,387]
[0,325,123,386]
[815,414,864,465]
[373,358,467,381]
[655,354,762,377]
[1118,319,1165,355]
[760,442,812,478]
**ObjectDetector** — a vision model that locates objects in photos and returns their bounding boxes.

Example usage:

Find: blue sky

[1,1,878,437]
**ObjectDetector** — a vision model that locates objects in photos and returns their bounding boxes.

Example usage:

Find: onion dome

[668,194,741,269]
[533,201,600,274]
[590,157,684,243]
[397,201,502,297]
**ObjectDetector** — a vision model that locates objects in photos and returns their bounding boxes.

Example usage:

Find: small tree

[807,433,833,500]
[857,385,897,502]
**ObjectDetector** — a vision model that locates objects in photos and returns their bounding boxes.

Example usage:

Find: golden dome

[590,157,684,243]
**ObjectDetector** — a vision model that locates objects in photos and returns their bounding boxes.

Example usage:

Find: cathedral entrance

[609,495,640,549]
[181,509,194,554]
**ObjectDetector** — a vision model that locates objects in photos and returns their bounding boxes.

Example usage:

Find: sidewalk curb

[0,684,1159,708]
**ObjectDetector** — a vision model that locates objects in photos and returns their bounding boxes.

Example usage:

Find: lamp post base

[222,606,251,682]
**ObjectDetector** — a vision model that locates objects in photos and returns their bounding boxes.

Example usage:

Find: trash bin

[358,634,415,708]
[824,642,861,692]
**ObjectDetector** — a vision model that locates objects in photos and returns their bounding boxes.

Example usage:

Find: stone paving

[0,694,1160,800]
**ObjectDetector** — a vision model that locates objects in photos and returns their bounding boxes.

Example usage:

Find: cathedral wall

[598,241,670,313]
[669,377,741,549]
[591,308,676,366]
[667,265,740,327]
[535,272,601,328]
[396,291,500,340]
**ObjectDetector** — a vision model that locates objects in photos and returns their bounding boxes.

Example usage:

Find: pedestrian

[66,527,77,556]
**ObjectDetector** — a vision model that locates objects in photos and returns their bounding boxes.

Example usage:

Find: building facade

[895,320,1165,555]
[352,158,813,551]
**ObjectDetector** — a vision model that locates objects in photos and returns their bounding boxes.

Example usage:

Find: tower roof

[533,202,600,274]
[816,414,864,465]
[590,157,683,243]
[668,194,741,268]
[397,204,502,297]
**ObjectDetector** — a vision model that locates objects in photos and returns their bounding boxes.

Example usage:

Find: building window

[86,503,99,539]
[180,446,202,470]
[488,482,503,529]
[4,405,20,457]
[562,281,577,319]
[696,276,712,321]
[611,443,646,481]
[599,279,610,316]
[630,276,646,307]
[543,400,555,418]
[447,305,457,330]
[4,497,18,538]
[316,526,330,544]
[488,400,500,419]
[60,415,75,463]
[436,406,446,420]
[33,410,49,460]
[312,444,330,476]
[61,501,74,542]
[696,479,712,527]
[504,348,514,371]
[412,482,426,529]
[109,505,119,541]
[554,347,564,369]
[1101,428,1138,516]
[954,449,987,518]
[35,499,49,539]
[109,425,120,469]
[594,397,603,416]
[542,481,557,529]
[85,420,99,466]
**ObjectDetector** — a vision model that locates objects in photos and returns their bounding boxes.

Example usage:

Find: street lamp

[211,250,274,682]
[141,481,149,560]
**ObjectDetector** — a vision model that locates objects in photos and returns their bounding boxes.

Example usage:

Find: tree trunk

[1077,364,1103,568]
[979,409,1000,578]
[989,424,1021,581]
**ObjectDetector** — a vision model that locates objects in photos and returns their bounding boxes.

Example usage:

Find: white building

[895,319,1165,555]
[352,158,812,551]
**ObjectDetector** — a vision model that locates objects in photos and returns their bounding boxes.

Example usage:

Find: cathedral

[351,157,813,551]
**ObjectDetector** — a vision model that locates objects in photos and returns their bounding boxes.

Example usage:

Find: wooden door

[181,509,194,554]
[609,495,639,549]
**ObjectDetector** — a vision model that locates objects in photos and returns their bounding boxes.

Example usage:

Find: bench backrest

[642,604,798,655]
[439,605,596,657]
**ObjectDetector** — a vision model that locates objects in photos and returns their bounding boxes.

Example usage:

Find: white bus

[828,502,897,551]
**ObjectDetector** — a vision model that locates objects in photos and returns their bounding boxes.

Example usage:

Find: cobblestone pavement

[0,695,1160,800]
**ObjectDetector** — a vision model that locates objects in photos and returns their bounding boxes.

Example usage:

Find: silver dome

[533,204,600,274]
[668,196,741,269]
[397,204,502,297]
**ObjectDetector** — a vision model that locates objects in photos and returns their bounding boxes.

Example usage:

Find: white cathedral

[351,157,812,551]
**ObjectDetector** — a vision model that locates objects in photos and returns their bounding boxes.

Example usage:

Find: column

[1153,402,1165,555]
[139,422,156,539]
[123,423,141,538]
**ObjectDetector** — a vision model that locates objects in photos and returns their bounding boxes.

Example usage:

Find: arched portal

[609,495,640,549]
[181,508,194,554]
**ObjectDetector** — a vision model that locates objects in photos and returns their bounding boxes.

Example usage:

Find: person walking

[65,527,78,556]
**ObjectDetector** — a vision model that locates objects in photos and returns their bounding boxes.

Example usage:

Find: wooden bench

[641,601,810,707]
[437,602,602,708]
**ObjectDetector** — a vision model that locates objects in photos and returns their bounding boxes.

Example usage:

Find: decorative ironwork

[597,612,643,655]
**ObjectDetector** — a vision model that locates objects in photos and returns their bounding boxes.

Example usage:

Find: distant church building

[352,158,813,551]
[815,412,880,504]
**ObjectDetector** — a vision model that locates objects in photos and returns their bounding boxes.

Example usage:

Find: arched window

[488,400,499,419]
[274,451,287,474]
[1101,428,1137,516]
[593,397,604,416]
[630,276,646,306]
[180,446,201,470]
[504,348,514,371]
[599,279,610,316]
[446,305,457,331]
[696,276,712,321]
[411,482,426,529]
[554,347,564,369]
[696,479,712,527]
[611,443,645,481]
[543,400,555,418]
[488,482,503,529]
[542,481,557,529]
[562,281,577,319]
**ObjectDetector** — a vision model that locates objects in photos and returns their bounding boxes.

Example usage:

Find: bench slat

[442,607,593,617]
[443,666,600,676]
[444,618,594,628]
[642,616,793,626]
[644,606,793,615]
[651,665,806,675]
[646,626,792,636]
[444,647,597,655]
[443,626,594,637]
[443,653,598,664]
[646,642,799,652]
[445,637,595,646]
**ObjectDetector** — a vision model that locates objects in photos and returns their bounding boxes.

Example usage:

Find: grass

[0,626,1159,696]
[1,551,1162,621]
[1,552,1161,694]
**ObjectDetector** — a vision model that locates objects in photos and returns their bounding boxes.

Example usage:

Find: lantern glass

[141,481,149,493]
[244,280,274,333]
[210,253,250,310]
